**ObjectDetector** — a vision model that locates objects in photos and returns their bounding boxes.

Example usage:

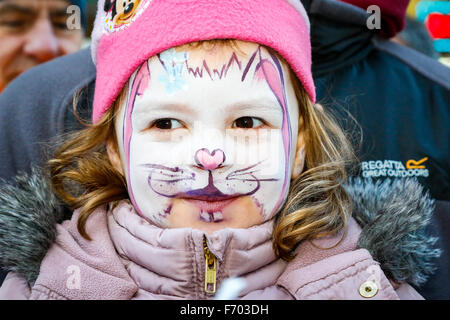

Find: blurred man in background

[304,0,450,299]
[0,0,86,92]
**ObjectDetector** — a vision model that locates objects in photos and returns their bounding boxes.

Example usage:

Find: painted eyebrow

[226,99,281,113]
[138,99,282,120]
[145,99,280,113]
[141,102,197,115]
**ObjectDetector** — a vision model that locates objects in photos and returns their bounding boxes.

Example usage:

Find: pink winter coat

[0,200,422,300]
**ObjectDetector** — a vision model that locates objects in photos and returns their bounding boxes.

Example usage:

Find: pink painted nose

[195,148,225,170]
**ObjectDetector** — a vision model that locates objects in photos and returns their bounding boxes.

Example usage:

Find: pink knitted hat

[91,0,315,123]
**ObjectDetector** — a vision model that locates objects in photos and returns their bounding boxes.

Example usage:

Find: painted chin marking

[200,211,224,223]
[183,198,237,223]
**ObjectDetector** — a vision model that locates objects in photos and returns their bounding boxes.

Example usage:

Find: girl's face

[110,41,305,234]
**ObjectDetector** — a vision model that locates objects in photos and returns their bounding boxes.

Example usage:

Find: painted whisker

[150,171,190,178]
[140,163,191,173]
[151,178,195,183]
[227,177,279,182]
[229,160,265,174]
[226,170,261,178]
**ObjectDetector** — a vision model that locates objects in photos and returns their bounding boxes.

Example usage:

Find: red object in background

[340,0,410,38]
[426,13,450,39]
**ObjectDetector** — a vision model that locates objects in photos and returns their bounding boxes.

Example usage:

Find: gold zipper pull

[203,238,217,295]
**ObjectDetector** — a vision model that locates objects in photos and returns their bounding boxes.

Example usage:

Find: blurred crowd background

[398,0,449,66]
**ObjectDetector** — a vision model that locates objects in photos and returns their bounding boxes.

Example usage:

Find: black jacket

[304,0,450,299]
[0,0,449,298]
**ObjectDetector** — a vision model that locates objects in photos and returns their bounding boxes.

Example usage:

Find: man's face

[112,41,303,234]
[0,0,83,92]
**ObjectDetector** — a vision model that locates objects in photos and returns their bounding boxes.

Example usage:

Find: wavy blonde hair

[48,88,128,240]
[273,72,355,260]
[49,40,355,258]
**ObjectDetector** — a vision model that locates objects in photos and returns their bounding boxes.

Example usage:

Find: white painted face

[113,41,302,234]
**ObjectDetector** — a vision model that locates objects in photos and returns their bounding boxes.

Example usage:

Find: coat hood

[339,0,409,38]
[301,0,377,76]
[0,170,441,287]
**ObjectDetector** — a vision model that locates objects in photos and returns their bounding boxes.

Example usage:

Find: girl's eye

[152,118,183,130]
[232,117,264,129]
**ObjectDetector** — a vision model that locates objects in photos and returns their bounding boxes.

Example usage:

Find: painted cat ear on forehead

[134,59,151,96]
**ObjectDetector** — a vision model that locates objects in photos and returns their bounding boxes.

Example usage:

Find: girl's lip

[183,197,238,212]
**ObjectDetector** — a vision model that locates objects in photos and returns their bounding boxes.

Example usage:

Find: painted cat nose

[195,148,226,170]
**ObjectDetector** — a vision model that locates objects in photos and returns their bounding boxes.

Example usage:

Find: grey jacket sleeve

[0,47,96,183]
[0,48,96,285]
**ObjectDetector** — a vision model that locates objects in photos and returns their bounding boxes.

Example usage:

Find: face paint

[158,49,189,94]
[254,49,293,214]
[114,41,300,233]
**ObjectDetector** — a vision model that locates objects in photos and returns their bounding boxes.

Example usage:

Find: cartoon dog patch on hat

[104,0,152,32]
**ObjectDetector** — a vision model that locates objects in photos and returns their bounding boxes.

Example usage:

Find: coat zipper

[203,237,217,295]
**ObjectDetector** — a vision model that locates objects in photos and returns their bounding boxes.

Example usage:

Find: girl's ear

[291,122,306,180]
[106,137,124,175]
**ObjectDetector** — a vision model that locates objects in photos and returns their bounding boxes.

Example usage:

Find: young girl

[0,0,439,300]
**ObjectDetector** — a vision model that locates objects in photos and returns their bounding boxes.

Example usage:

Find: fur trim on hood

[344,178,441,286]
[0,171,441,286]
[0,169,67,283]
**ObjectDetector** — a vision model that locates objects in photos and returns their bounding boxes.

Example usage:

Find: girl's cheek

[225,129,283,165]
[223,196,264,224]
[135,128,190,144]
